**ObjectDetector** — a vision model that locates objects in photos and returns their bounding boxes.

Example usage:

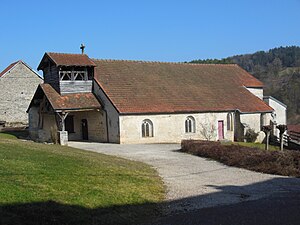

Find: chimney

[80,43,85,54]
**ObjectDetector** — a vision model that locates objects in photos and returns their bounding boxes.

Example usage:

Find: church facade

[28,52,286,144]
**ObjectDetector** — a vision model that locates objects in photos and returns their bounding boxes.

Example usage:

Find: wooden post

[57,111,69,131]
[56,111,69,146]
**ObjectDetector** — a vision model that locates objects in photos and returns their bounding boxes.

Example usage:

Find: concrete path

[68,142,300,214]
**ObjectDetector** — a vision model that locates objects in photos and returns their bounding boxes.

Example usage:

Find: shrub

[244,128,259,142]
[50,126,58,144]
[181,140,300,177]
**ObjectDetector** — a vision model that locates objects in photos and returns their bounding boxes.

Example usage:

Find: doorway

[81,119,88,140]
[218,120,224,140]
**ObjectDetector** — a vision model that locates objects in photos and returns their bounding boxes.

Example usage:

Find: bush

[244,128,259,142]
[50,126,58,144]
[181,140,300,177]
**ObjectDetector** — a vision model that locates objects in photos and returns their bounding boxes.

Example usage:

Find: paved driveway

[68,142,300,213]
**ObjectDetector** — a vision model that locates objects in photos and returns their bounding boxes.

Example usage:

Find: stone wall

[67,110,107,142]
[119,111,273,144]
[93,81,120,143]
[29,108,106,143]
[0,62,42,125]
[119,112,233,144]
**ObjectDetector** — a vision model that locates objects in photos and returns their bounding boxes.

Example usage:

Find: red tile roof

[38,53,96,70]
[288,125,300,133]
[40,84,101,111]
[0,61,19,77]
[93,60,272,114]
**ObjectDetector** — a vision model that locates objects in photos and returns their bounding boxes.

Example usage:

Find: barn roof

[93,59,272,114]
[30,84,101,111]
[0,61,18,77]
[0,60,42,79]
[37,52,96,70]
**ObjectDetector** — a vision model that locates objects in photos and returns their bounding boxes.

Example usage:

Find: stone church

[28,52,286,144]
[0,60,42,126]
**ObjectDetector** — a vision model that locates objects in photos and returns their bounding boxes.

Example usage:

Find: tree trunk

[265,132,270,150]
[280,134,284,151]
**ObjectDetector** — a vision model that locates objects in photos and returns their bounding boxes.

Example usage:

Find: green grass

[0,134,165,225]
[0,132,18,139]
[222,141,280,151]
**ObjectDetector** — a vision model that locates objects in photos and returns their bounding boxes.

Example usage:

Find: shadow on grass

[0,127,29,139]
[1,177,300,225]
[0,200,161,225]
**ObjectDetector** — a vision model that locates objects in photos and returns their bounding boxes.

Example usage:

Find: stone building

[28,52,286,144]
[0,60,42,126]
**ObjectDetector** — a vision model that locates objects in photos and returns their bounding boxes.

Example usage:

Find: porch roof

[40,84,102,111]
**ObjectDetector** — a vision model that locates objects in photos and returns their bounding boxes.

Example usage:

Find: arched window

[142,119,153,137]
[185,116,195,133]
[227,113,233,131]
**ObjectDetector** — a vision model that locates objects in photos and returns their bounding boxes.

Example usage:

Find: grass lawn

[0,133,165,225]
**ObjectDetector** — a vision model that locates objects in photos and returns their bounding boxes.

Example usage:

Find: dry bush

[181,140,300,177]
[50,126,58,144]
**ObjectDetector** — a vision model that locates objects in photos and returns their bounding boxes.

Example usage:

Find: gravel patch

[68,142,300,214]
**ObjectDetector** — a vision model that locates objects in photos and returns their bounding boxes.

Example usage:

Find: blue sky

[1,0,300,72]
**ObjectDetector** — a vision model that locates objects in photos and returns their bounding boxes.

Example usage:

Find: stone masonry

[0,61,42,126]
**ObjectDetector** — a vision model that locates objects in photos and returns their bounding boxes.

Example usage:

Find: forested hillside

[190,46,300,124]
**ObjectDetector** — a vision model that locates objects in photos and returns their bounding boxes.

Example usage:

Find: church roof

[93,59,272,114]
[35,84,101,111]
[37,52,96,70]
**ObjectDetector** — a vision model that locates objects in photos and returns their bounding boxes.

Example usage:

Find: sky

[1,0,300,73]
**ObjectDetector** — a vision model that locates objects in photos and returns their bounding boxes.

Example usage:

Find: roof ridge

[47,52,88,56]
[91,58,237,66]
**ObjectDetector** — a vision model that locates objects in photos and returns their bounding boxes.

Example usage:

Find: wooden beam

[57,111,69,131]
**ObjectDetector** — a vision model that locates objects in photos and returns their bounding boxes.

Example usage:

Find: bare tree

[276,125,287,151]
[199,116,217,141]
[262,125,272,150]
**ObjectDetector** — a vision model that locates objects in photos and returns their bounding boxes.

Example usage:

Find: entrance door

[81,119,88,140]
[218,120,224,140]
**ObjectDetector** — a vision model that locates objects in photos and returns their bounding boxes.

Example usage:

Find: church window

[227,113,233,131]
[142,119,153,137]
[185,116,195,133]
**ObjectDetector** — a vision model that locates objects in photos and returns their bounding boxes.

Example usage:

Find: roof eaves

[39,84,57,111]
[37,53,56,71]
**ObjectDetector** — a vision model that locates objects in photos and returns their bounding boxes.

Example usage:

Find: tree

[199,115,217,141]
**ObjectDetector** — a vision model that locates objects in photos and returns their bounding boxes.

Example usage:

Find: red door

[218,121,224,140]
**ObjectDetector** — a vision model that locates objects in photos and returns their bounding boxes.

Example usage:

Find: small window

[60,71,72,81]
[227,113,233,131]
[65,115,75,133]
[142,119,153,137]
[185,116,195,133]
[74,71,86,80]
